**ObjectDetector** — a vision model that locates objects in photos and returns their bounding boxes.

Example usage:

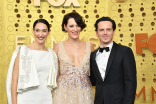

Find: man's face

[96,21,115,47]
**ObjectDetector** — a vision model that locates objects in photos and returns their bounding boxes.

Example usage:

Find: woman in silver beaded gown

[53,12,94,104]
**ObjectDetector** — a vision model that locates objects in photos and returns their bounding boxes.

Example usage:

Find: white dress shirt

[96,42,113,80]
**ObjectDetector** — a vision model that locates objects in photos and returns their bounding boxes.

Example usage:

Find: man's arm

[89,53,96,86]
[123,47,137,104]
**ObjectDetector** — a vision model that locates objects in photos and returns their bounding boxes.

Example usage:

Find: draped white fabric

[6,45,58,104]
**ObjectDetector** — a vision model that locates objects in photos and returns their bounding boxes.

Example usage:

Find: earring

[65,29,67,32]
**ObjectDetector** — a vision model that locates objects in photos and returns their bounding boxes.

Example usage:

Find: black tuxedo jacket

[89,42,137,104]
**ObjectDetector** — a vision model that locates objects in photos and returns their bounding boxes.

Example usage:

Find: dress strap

[86,42,91,53]
[58,42,64,57]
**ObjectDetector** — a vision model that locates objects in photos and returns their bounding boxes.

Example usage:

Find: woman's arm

[11,51,20,104]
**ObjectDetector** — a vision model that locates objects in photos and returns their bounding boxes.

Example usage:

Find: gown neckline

[62,42,87,67]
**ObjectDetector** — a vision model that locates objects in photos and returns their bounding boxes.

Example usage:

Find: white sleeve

[6,45,21,104]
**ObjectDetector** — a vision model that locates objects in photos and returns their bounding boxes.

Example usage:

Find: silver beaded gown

[53,42,94,104]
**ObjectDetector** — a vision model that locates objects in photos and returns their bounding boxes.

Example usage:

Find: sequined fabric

[53,42,94,104]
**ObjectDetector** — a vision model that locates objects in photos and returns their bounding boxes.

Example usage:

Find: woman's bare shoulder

[27,43,34,50]
[53,43,60,55]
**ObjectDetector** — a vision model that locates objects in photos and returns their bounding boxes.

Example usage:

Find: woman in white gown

[6,19,58,104]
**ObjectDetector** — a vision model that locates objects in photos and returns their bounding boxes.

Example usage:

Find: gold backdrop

[0,0,156,104]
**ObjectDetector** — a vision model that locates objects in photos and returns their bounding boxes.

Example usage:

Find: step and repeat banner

[0,0,156,104]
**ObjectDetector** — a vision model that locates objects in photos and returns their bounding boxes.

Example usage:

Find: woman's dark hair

[62,12,86,32]
[33,19,50,31]
[94,17,116,31]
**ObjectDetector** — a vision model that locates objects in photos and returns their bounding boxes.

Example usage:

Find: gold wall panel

[109,0,156,103]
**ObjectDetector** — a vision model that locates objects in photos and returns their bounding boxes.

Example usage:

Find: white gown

[17,50,52,104]
[6,45,58,104]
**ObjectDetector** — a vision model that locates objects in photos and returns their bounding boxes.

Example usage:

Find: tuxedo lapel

[92,48,103,81]
[104,42,117,80]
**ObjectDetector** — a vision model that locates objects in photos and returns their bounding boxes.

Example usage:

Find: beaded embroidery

[53,42,94,104]
[18,47,32,89]
[58,42,92,89]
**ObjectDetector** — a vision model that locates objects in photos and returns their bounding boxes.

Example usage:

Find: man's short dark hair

[94,17,116,31]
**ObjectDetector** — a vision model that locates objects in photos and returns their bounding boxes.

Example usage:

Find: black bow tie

[99,47,109,53]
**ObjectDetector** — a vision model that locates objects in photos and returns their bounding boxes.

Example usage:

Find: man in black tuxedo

[89,17,137,104]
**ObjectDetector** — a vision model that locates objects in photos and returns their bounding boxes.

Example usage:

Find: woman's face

[33,22,50,44]
[64,18,81,40]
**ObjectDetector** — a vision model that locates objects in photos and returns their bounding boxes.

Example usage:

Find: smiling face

[64,18,81,40]
[33,22,50,44]
[96,21,115,47]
